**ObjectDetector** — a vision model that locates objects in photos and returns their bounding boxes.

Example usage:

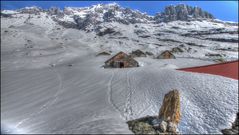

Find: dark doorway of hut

[119,62,124,68]
[116,61,124,68]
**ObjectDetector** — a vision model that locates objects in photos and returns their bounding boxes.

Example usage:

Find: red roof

[178,60,239,80]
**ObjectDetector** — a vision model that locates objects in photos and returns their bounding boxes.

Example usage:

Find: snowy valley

[1,3,238,134]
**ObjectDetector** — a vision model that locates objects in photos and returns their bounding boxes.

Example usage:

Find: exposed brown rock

[159,90,181,125]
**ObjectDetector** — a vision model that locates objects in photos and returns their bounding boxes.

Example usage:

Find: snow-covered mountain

[1,3,238,134]
[1,4,238,62]
[1,3,238,70]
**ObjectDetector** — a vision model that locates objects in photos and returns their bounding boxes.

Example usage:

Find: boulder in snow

[158,90,181,125]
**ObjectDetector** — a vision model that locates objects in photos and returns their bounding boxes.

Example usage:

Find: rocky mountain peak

[1,3,218,31]
[155,4,214,22]
[17,6,43,14]
[68,3,152,30]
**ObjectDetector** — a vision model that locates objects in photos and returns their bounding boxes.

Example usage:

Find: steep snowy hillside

[1,3,238,134]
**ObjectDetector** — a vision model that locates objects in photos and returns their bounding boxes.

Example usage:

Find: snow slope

[1,55,238,134]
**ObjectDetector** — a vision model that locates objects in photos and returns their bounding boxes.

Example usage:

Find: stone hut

[157,50,176,59]
[104,51,139,68]
[130,49,146,57]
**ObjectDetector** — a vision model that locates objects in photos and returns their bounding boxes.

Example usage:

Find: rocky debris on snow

[96,51,111,56]
[182,28,238,37]
[145,51,154,56]
[127,90,181,134]
[222,112,239,135]
[205,53,223,57]
[216,47,238,52]
[186,42,206,47]
[213,58,226,63]
[134,29,147,35]
[96,28,117,36]
[127,116,160,134]
[206,38,238,43]
[138,35,151,38]
[127,116,180,134]
[171,47,184,53]
[157,38,182,44]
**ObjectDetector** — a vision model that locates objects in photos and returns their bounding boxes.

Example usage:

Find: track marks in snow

[15,68,64,128]
[107,70,124,119]
[124,68,137,120]
[108,68,137,121]
[124,70,133,120]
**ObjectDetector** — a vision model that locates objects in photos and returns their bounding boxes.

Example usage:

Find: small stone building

[104,51,139,68]
[130,49,146,57]
[157,50,176,59]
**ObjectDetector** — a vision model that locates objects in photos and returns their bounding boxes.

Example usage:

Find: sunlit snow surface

[1,55,238,134]
[1,9,238,134]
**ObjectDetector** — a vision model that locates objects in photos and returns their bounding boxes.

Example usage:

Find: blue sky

[1,1,238,22]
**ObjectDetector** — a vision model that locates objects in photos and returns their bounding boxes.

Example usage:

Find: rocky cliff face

[17,6,43,15]
[155,4,214,22]
[4,4,214,30]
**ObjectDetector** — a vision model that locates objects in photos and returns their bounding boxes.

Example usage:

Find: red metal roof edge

[177,60,239,70]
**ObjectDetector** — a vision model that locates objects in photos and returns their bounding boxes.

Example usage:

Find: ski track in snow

[108,68,137,121]
[107,69,125,119]
[15,67,64,128]
[124,68,136,120]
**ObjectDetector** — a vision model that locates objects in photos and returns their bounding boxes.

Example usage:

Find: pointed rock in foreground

[159,90,181,124]
[158,90,181,133]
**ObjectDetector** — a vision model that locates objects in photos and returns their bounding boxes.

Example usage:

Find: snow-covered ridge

[1,3,238,31]
[1,10,19,14]
[1,3,231,22]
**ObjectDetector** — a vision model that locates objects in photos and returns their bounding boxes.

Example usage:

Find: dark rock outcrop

[155,4,214,22]
[48,7,64,17]
[73,13,101,30]
[222,112,239,135]
[127,116,179,134]
[96,28,116,36]
[171,47,184,53]
[17,6,43,15]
